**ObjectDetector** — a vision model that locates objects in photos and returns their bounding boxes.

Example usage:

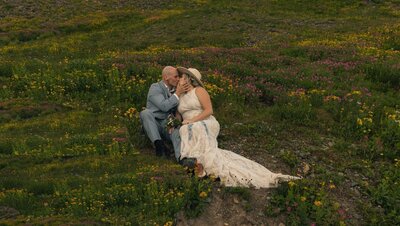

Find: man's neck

[163,81,173,90]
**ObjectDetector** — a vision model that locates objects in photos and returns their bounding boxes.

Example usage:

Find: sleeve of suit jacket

[148,83,179,112]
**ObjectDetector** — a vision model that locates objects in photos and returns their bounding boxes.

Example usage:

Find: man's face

[165,69,180,87]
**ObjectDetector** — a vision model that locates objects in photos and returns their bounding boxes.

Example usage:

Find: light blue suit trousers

[140,81,181,160]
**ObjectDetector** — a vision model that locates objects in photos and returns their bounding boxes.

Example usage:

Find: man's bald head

[162,66,177,77]
[162,66,179,88]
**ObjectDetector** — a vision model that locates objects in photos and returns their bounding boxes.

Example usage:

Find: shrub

[25,135,49,150]
[266,179,347,225]
[16,30,41,42]
[224,187,251,201]
[48,171,212,224]
[271,101,316,126]
[368,164,400,225]
[0,177,25,190]
[26,181,55,196]
[0,139,13,155]
[0,189,38,214]
[0,63,13,78]
[365,62,400,90]
[124,107,150,150]
[279,149,299,169]
[379,110,400,158]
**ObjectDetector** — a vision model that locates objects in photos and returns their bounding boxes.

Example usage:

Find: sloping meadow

[0,0,399,225]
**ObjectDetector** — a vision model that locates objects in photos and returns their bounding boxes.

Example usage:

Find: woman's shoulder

[194,87,208,96]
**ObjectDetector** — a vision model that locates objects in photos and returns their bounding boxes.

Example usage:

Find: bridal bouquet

[166,114,182,133]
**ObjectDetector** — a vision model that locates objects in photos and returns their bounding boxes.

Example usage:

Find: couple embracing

[140,66,299,188]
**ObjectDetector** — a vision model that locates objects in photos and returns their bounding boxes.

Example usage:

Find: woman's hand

[175,112,183,122]
[182,119,194,125]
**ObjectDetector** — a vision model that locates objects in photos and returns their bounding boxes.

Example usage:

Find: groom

[140,66,190,161]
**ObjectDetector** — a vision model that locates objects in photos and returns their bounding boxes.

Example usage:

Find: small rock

[279,223,285,226]
[233,197,240,204]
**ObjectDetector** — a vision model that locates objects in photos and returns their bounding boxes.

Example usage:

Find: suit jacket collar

[158,81,170,96]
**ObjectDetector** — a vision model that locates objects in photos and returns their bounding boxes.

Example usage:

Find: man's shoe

[179,158,196,169]
[154,140,166,157]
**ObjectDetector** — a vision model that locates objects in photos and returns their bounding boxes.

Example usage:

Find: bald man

[140,66,190,159]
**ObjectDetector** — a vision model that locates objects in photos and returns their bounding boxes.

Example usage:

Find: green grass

[1,0,400,225]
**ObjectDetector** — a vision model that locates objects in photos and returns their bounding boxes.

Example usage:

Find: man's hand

[175,79,190,96]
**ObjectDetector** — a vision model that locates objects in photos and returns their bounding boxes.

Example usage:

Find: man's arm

[148,84,179,112]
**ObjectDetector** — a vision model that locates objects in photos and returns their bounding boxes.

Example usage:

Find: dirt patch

[177,186,286,226]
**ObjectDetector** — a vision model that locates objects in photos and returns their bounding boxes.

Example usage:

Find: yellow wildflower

[364,117,372,123]
[288,181,296,187]
[300,196,306,202]
[314,200,323,207]
[199,191,208,198]
[323,94,339,102]
[209,174,217,181]
[357,118,363,126]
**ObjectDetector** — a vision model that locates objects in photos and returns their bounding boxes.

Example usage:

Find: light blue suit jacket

[145,81,179,120]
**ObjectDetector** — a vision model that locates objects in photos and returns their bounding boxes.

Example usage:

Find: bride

[176,67,300,188]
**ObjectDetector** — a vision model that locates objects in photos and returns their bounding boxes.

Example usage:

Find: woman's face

[179,74,190,85]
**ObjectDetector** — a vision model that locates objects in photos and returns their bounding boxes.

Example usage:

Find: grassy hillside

[0,0,399,225]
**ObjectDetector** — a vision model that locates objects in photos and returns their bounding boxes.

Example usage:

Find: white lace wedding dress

[178,88,300,188]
